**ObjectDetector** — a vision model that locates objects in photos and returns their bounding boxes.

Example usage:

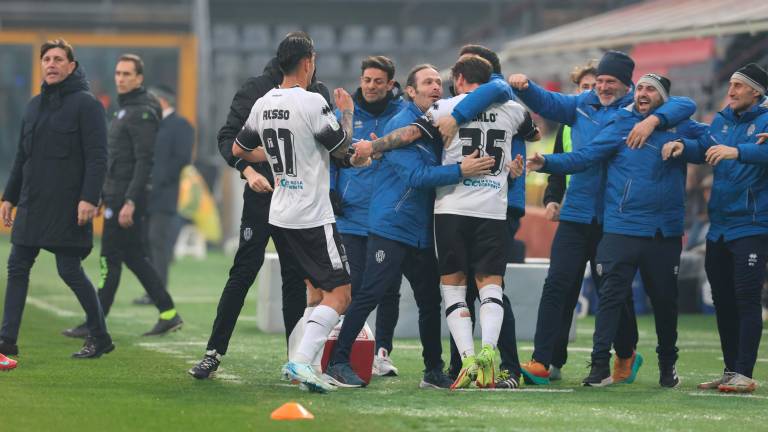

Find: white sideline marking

[26,296,78,317]
[455,388,574,393]
[688,392,768,400]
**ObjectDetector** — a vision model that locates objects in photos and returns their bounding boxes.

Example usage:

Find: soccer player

[323,64,497,389]
[232,34,361,393]
[189,32,329,380]
[425,56,527,389]
[665,64,768,393]
[528,74,706,387]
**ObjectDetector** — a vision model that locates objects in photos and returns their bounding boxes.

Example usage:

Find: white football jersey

[430,93,527,220]
[235,86,347,229]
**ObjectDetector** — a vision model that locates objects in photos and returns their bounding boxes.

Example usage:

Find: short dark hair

[451,56,492,85]
[459,44,501,75]
[118,54,144,75]
[276,32,315,74]
[361,56,395,80]
[40,39,75,62]
[405,64,438,89]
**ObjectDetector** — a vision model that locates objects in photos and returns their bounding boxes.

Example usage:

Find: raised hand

[334,88,353,112]
[507,74,529,90]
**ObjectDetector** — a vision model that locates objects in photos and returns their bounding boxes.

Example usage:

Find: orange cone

[270,402,315,420]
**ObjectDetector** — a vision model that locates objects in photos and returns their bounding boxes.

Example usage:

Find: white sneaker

[718,372,758,393]
[283,361,335,393]
[372,347,399,377]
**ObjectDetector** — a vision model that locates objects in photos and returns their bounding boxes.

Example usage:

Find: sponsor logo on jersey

[748,253,758,267]
[278,178,305,190]
[104,208,113,220]
[243,227,252,241]
[747,123,756,137]
[673,265,679,275]
[462,178,502,189]
[354,120,363,129]
[117,109,126,119]
[375,250,386,263]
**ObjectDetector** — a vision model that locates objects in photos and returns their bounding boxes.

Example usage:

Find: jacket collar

[720,96,768,123]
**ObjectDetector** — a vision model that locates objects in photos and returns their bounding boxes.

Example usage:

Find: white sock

[293,305,339,365]
[442,284,474,358]
[479,284,504,349]
[288,306,315,362]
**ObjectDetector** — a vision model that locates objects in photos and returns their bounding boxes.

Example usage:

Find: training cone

[270,402,315,420]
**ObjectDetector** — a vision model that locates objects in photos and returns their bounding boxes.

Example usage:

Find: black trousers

[331,234,444,371]
[1,244,108,342]
[97,200,175,316]
[341,233,400,354]
[206,191,306,355]
[705,235,768,378]
[147,212,181,289]
[449,214,522,377]
[532,220,638,368]
[592,233,681,365]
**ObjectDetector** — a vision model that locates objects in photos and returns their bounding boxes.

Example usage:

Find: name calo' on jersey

[430,93,528,220]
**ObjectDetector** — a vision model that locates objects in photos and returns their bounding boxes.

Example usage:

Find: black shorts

[434,213,508,277]
[275,223,351,291]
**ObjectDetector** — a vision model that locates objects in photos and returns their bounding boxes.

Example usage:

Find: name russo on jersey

[263,109,290,120]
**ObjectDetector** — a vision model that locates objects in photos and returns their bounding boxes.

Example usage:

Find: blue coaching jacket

[513,80,696,225]
[368,102,462,248]
[542,104,707,238]
[681,98,768,241]
[331,94,405,236]
[451,73,527,212]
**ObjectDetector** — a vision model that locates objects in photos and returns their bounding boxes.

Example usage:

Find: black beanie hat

[597,51,635,87]
[637,73,671,101]
[731,63,767,95]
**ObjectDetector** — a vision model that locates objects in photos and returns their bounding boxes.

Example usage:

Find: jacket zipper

[748,187,756,223]
[619,179,632,213]
[394,188,412,212]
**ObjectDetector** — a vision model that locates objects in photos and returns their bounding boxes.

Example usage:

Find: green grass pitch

[1,235,766,431]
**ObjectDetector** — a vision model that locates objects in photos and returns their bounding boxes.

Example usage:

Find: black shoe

[420,369,453,389]
[142,314,183,336]
[495,369,520,389]
[62,323,89,339]
[0,338,19,356]
[132,294,155,306]
[325,362,366,388]
[582,360,612,387]
[72,335,115,359]
[188,350,222,379]
[659,363,680,388]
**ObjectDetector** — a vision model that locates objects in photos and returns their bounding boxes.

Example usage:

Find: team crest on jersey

[375,250,386,264]
[117,109,126,119]
[722,124,729,134]
[243,227,252,241]
[673,265,679,275]
[596,263,603,276]
[747,124,756,136]
[104,208,113,220]
[354,120,363,129]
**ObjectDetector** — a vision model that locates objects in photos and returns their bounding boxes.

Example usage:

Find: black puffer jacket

[2,64,107,249]
[102,86,161,205]
[217,58,332,192]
